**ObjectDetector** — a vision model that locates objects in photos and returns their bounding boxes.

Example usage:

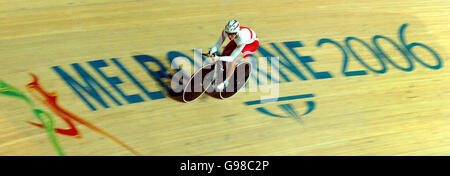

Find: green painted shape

[0,79,65,156]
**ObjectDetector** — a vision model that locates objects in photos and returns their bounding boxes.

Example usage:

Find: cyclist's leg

[225,40,259,80]
[221,40,237,56]
[216,41,237,83]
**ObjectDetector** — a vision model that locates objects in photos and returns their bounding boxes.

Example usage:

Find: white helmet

[224,20,240,34]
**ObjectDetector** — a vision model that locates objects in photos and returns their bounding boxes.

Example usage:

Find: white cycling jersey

[210,26,258,62]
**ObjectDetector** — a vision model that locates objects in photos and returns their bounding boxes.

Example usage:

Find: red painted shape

[26,73,81,138]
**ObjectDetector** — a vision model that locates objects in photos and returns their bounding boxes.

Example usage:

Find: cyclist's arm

[210,30,226,53]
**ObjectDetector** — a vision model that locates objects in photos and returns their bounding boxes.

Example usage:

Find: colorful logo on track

[0,74,141,156]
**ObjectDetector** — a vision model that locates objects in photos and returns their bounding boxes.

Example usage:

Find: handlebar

[202,53,216,57]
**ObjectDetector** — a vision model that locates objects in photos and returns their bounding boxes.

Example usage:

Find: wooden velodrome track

[0,0,449,156]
